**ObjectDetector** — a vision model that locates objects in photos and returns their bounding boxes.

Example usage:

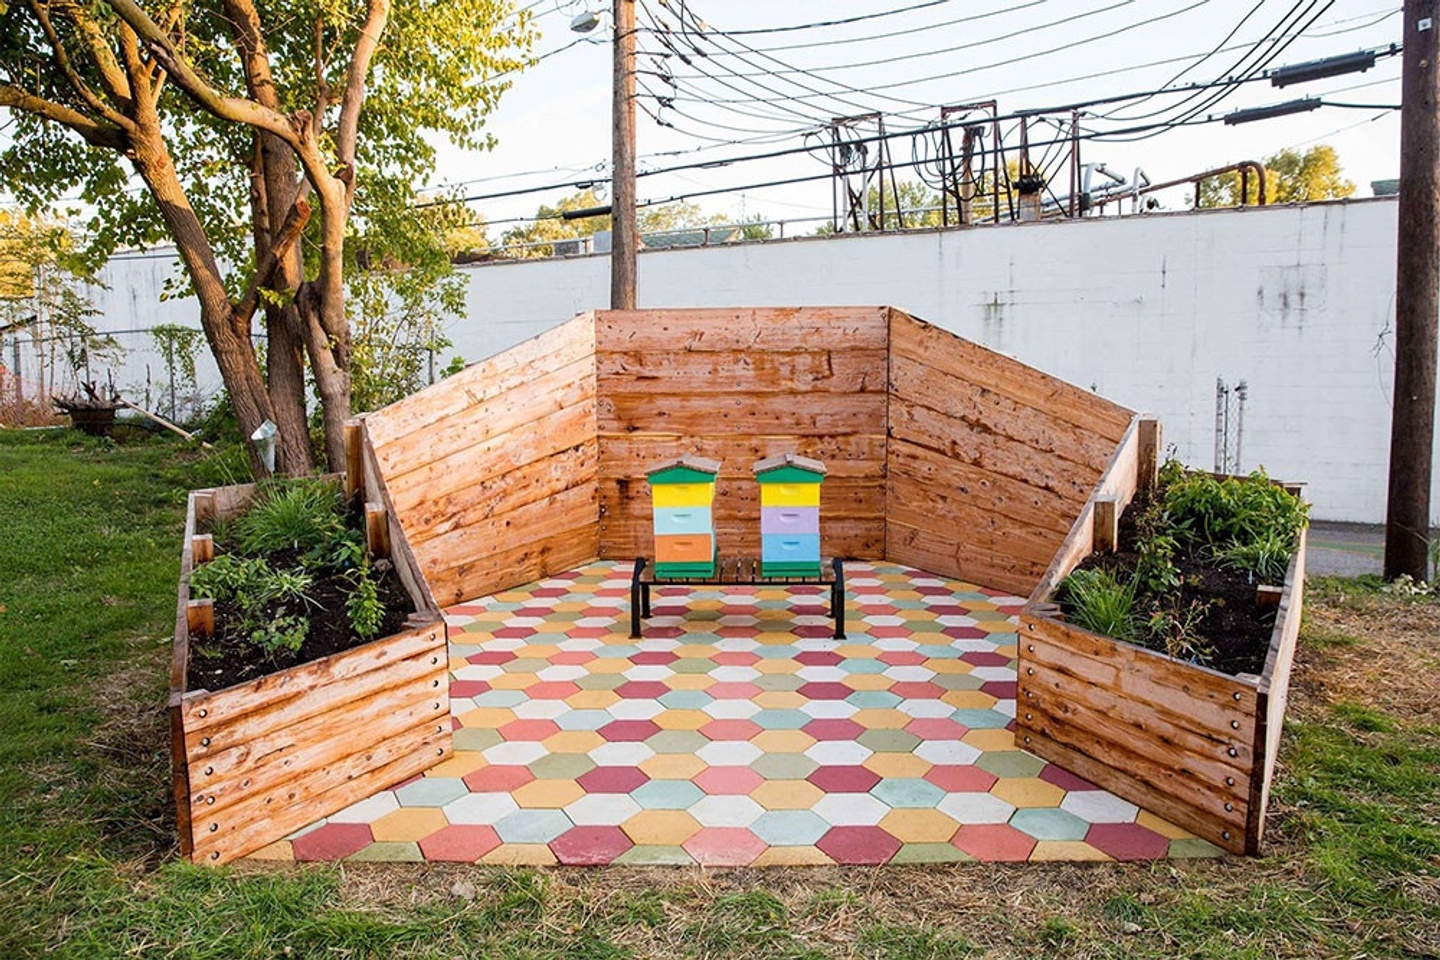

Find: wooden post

[192,534,214,565]
[186,599,214,638]
[365,502,391,558]
[1093,497,1119,553]
[343,420,364,504]
[1137,418,1161,490]
[1386,0,1440,581]
[192,490,216,525]
[611,0,638,309]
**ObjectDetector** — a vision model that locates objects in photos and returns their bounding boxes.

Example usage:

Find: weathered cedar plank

[888,310,1133,441]
[385,401,597,521]
[1026,417,1142,606]
[403,442,599,544]
[344,420,364,502]
[365,313,595,448]
[1018,728,1246,854]
[414,483,599,577]
[427,526,601,606]
[889,399,1102,505]
[599,434,885,480]
[360,421,440,616]
[1020,659,1254,784]
[884,519,1046,596]
[1251,527,1306,850]
[191,679,449,817]
[596,307,889,352]
[180,625,444,733]
[889,353,1122,471]
[598,391,885,438]
[597,348,889,394]
[376,358,596,483]
[885,492,1066,569]
[191,726,451,864]
[886,439,1077,537]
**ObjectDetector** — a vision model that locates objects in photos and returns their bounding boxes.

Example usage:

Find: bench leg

[831,558,846,639]
[630,557,647,639]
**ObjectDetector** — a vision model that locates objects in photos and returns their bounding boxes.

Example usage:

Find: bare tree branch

[335,0,390,196]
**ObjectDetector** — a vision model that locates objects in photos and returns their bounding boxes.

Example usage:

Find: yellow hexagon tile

[926,659,975,675]
[755,630,798,644]
[749,779,824,810]
[622,809,702,846]
[751,730,818,753]
[879,808,961,844]
[843,674,894,692]
[990,777,1065,808]
[835,644,876,659]
[962,728,1016,751]
[247,839,294,861]
[565,689,621,709]
[523,644,560,659]
[482,843,558,866]
[667,674,715,691]
[754,659,802,675]
[863,752,933,779]
[370,807,450,843]
[654,709,711,731]
[639,753,708,780]
[426,751,488,778]
[587,659,633,675]
[675,644,715,659]
[455,706,518,729]
[1137,810,1195,840]
[542,730,605,753]
[851,708,911,729]
[993,643,1018,658]
[489,672,542,691]
[752,846,835,866]
[512,778,586,809]
[1029,841,1113,862]
[754,691,808,709]
[941,690,998,709]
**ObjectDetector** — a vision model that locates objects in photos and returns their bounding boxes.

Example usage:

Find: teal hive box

[754,453,826,576]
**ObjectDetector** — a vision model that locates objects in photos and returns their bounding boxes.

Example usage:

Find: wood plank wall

[364,314,600,605]
[595,308,889,560]
[886,309,1136,597]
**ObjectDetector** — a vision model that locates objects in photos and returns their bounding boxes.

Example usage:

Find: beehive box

[647,456,721,577]
[754,453,826,577]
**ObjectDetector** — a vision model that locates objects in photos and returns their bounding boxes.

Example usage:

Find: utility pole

[1385,0,1440,580]
[611,0,637,310]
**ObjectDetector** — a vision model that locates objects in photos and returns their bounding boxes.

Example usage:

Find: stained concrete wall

[59,197,1425,524]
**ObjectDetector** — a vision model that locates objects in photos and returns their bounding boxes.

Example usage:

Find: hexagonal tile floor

[249,562,1224,865]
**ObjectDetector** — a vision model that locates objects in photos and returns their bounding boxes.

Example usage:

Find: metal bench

[629,556,845,639]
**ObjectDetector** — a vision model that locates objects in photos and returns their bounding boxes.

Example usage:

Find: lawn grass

[1,429,1437,958]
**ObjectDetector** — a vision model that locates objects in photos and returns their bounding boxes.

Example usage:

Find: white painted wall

[453,198,1425,526]
[55,198,1427,524]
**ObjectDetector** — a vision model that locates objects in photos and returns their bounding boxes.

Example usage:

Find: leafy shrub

[1160,462,1308,553]
[1144,598,1216,663]
[347,562,385,640]
[1214,530,1296,582]
[233,478,347,559]
[1060,568,1137,641]
[189,554,316,658]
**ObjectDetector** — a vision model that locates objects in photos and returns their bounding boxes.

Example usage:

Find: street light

[571,2,637,310]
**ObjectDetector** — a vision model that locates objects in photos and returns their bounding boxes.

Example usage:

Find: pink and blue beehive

[753,452,826,577]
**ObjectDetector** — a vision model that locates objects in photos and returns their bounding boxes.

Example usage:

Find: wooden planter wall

[170,477,450,865]
[884,312,1135,597]
[359,306,1137,603]
[363,314,600,606]
[596,308,890,560]
[1015,422,1307,854]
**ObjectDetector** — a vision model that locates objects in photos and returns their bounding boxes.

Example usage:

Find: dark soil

[1072,488,1279,677]
[185,553,413,694]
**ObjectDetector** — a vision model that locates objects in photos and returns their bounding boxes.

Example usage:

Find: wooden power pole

[611,0,638,310]
[1385,0,1440,580]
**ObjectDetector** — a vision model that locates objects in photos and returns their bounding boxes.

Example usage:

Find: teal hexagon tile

[871,778,947,809]
[1010,807,1091,842]
[752,810,830,846]
[950,709,1010,729]
[845,690,902,709]
[395,777,469,808]
[632,780,705,810]
[472,690,529,708]
[555,709,614,731]
[659,689,714,709]
[750,708,812,730]
[494,809,573,844]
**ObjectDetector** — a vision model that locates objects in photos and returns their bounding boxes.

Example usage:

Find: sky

[432,0,1406,234]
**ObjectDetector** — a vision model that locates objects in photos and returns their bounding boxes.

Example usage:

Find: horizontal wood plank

[596,307,889,352]
[886,439,1078,538]
[885,492,1067,570]
[428,526,601,607]
[598,391,886,438]
[415,483,599,578]
[885,519,1046,597]
[597,348,889,394]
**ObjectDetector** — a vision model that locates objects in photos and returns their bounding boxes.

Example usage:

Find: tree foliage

[498,190,767,256]
[1199,145,1356,207]
[0,0,532,474]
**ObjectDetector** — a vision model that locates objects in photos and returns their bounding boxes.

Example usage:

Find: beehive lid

[646,455,722,484]
[753,452,827,482]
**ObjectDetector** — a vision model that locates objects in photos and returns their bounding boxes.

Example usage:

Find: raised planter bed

[1017,418,1306,855]
[169,433,451,864]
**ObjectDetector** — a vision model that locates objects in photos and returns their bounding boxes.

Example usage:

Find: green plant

[1059,568,1137,641]
[347,562,385,640]
[233,478,346,559]
[1160,462,1308,552]
[1144,598,1216,663]
[1214,529,1296,582]
[1133,498,1182,597]
[188,554,316,658]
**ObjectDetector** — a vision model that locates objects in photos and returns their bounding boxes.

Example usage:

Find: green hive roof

[646,455,722,482]
[752,452,827,478]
